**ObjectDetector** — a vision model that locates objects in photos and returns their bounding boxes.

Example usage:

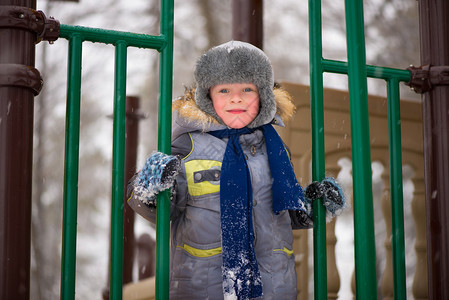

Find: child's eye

[219,89,229,93]
[243,87,254,92]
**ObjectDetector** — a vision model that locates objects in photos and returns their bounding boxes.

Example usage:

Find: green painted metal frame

[308,0,410,299]
[308,0,328,298]
[155,0,174,299]
[60,33,82,300]
[58,1,174,299]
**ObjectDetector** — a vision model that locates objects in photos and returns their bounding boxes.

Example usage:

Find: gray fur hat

[194,40,276,128]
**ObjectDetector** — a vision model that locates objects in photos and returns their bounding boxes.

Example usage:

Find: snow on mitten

[321,177,347,218]
[304,181,324,217]
[304,178,347,222]
[288,181,324,229]
[132,152,180,204]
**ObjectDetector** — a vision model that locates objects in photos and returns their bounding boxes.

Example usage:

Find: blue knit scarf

[209,123,306,299]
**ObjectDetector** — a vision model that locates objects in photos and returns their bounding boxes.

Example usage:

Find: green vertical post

[386,78,407,299]
[60,34,83,300]
[155,0,174,299]
[344,0,377,299]
[109,41,128,300]
[308,0,328,299]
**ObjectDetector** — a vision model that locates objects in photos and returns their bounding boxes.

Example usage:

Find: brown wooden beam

[232,0,263,49]
[0,1,37,299]
[122,96,143,285]
[418,0,449,299]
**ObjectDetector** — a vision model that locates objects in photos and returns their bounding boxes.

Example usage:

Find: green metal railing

[59,1,173,299]
[56,0,411,298]
[309,0,410,299]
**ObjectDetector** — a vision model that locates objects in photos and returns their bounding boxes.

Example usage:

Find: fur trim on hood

[172,86,296,131]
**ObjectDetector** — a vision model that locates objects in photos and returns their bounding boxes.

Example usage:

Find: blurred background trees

[31,0,420,298]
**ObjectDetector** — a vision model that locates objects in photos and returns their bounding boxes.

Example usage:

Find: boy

[128,41,345,300]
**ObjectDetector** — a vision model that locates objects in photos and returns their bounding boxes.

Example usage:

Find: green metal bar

[59,24,166,51]
[155,0,174,299]
[308,0,328,299]
[57,2,174,299]
[322,59,411,82]
[109,41,128,300]
[344,0,377,299]
[60,34,83,300]
[386,78,407,299]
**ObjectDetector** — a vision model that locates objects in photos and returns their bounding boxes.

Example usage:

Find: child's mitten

[289,183,321,229]
[321,177,346,217]
[304,177,347,222]
[289,210,314,229]
[132,152,181,204]
[304,181,323,217]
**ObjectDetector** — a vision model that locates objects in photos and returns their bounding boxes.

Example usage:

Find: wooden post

[232,0,263,49]
[0,1,38,299]
[417,0,449,299]
[122,96,143,284]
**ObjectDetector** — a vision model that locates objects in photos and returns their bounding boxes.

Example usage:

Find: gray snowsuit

[128,89,311,299]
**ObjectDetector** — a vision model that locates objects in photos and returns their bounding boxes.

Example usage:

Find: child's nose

[230,93,243,103]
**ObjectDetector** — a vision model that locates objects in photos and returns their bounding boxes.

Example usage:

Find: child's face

[210,83,260,129]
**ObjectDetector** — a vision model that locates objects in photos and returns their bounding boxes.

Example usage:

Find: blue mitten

[132,152,181,205]
[304,177,347,221]
[321,177,346,217]
[304,181,323,217]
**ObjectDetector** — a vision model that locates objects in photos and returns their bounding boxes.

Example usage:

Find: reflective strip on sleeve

[182,132,195,160]
[184,159,222,196]
[177,243,222,258]
[127,190,135,203]
[273,247,294,256]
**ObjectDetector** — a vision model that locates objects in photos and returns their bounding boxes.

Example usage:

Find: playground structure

[1,0,449,300]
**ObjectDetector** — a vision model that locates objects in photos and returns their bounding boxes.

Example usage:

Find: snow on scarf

[209,123,306,299]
